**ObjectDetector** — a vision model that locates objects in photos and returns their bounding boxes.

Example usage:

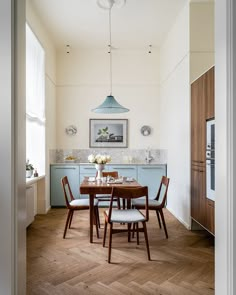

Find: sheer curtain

[26,24,45,175]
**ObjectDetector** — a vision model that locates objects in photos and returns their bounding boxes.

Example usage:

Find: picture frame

[89,119,128,148]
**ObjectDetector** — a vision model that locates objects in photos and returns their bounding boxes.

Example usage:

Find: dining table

[80,177,141,243]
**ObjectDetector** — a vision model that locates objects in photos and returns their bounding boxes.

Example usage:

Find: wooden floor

[27,208,214,295]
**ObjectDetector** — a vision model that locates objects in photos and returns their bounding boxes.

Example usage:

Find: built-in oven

[206,118,215,201]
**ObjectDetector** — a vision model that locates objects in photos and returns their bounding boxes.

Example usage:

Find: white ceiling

[30,0,188,50]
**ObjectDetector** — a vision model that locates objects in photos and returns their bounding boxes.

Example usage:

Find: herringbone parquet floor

[27,208,214,295]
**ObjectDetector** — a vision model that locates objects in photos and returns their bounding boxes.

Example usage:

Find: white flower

[88,153,111,164]
[88,154,95,163]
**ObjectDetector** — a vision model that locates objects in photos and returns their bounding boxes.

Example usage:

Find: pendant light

[92,0,129,113]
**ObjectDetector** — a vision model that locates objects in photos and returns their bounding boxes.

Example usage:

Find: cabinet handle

[141,167,162,170]
[82,168,95,170]
[55,167,76,170]
[112,167,135,170]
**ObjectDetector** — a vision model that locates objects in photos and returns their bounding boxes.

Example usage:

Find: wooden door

[191,165,206,225]
[191,76,206,164]
[205,67,215,120]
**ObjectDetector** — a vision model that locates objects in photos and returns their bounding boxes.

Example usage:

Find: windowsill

[26,175,45,186]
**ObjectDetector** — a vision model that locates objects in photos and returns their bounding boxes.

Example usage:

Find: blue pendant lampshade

[92,95,129,113]
[92,0,129,114]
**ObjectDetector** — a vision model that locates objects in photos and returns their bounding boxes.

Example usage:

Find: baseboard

[166,206,191,230]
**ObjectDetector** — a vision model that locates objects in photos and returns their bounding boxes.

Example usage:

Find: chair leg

[108,223,113,263]
[156,210,162,229]
[128,223,131,242]
[97,206,101,228]
[94,208,99,239]
[159,209,168,239]
[63,210,72,239]
[103,220,108,247]
[132,223,135,238]
[142,221,151,261]
[69,210,74,228]
[136,223,139,245]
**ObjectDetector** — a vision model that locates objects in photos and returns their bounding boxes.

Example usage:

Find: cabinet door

[205,67,214,120]
[50,165,79,206]
[206,199,215,234]
[191,165,206,226]
[79,165,97,199]
[137,165,166,200]
[191,76,206,164]
[108,165,137,179]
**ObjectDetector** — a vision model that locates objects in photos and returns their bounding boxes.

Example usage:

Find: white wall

[56,49,160,149]
[190,2,215,82]
[159,4,191,228]
[26,0,57,212]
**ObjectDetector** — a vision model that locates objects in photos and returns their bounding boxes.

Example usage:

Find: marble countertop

[50,162,167,166]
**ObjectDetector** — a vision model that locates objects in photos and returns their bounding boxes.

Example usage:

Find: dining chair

[132,176,170,239]
[103,186,150,263]
[95,171,119,228]
[61,176,99,239]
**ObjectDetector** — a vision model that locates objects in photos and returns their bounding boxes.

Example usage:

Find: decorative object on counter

[90,119,128,148]
[65,125,77,136]
[92,0,129,114]
[33,169,38,177]
[95,163,105,181]
[145,147,154,164]
[141,125,151,136]
[64,155,78,163]
[26,159,34,178]
[88,154,112,180]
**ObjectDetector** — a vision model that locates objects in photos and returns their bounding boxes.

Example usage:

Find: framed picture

[89,119,128,148]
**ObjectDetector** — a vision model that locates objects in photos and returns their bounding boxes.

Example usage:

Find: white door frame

[215,0,236,294]
[0,1,26,294]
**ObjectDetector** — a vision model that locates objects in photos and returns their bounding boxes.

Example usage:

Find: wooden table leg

[89,194,94,243]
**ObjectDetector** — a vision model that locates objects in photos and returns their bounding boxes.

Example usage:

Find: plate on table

[125,177,134,182]
[88,177,96,182]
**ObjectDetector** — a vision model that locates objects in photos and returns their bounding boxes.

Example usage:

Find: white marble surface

[50,148,167,165]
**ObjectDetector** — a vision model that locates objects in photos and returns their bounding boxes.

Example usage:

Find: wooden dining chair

[95,171,119,228]
[61,176,99,239]
[103,186,150,263]
[95,171,119,202]
[132,176,170,239]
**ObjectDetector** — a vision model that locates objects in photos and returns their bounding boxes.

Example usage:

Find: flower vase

[95,163,105,181]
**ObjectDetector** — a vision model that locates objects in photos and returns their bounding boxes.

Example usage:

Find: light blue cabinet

[50,164,167,205]
[108,165,137,179]
[50,165,80,206]
[137,165,167,199]
[79,165,97,199]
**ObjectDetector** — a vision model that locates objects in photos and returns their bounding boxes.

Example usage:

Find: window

[26,24,45,175]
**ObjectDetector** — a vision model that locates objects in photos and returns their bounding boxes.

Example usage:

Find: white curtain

[26,24,45,175]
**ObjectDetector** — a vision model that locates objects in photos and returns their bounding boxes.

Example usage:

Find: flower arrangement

[26,159,34,171]
[88,154,111,164]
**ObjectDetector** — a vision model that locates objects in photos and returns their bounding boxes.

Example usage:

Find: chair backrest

[155,176,170,207]
[102,171,118,178]
[61,176,74,208]
[108,186,149,222]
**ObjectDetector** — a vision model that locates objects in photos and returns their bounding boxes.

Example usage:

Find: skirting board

[166,206,191,230]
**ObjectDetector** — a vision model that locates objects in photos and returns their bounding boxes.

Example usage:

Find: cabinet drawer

[137,165,166,199]
[109,165,137,179]
[80,165,96,175]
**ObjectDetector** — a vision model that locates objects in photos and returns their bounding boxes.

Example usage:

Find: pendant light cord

[109,6,113,96]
